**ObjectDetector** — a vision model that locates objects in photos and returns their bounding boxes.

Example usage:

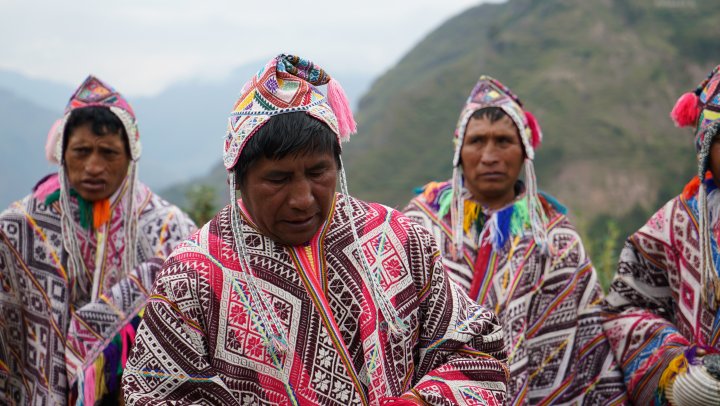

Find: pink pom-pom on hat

[671,92,700,128]
[525,110,543,149]
[327,78,357,141]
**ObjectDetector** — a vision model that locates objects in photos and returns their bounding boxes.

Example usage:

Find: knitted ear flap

[327,78,357,141]
[671,92,701,128]
[525,111,542,149]
[46,119,62,164]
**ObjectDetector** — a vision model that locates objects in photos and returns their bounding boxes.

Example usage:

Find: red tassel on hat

[327,78,357,141]
[671,92,700,128]
[525,111,542,149]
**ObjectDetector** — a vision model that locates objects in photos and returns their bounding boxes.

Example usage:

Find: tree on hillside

[184,184,218,226]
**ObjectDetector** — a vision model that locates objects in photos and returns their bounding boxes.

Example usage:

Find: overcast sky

[0,0,501,96]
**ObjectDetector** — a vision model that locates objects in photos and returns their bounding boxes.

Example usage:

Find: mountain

[160,0,719,286]
[0,88,58,208]
[0,69,74,111]
[345,0,717,214]
[0,62,374,209]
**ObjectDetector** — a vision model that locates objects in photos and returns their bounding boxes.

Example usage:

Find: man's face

[460,114,524,209]
[240,151,338,246]
[64,123,130,202]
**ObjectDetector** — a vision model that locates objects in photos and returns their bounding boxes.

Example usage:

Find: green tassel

[510,199,530,236]
[46,189,94,230]
[45,189,61,206]
[437,188,453,218]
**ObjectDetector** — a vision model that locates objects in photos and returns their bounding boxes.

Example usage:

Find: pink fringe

[33,173,60,201]
[525,111,542,149]
[45,119,62,164]
[84,364,96,406]
[121,323,137,368]
[327,78,357,141]
[671,92,700,128]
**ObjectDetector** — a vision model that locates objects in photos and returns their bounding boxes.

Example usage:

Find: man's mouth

[80,179,107,192]
[479,172,506,179]
[283,216,316,228]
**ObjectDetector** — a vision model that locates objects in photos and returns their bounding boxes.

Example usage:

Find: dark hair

[470,106,508,123]
[233,112,341,186]
[62,106,130,158]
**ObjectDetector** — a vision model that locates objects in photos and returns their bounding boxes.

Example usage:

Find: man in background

[404,76,626,404]
[0,76,195,404]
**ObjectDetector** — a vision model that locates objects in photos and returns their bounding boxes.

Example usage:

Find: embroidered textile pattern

[405,181,627,405]
[123,194,509,405]
[0,184,195,404]
[603,190,720,404]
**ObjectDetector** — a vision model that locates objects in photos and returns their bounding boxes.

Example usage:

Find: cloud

[0,0,497,95]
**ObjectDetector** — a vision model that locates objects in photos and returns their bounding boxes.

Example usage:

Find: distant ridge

[343,0,716,219]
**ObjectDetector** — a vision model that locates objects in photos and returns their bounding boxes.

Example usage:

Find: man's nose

[288,178,314,210]
[480,145,501,165]
[85,152,105,175]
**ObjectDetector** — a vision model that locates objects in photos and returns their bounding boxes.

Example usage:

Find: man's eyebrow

[308,161,332,170]
[263,169,292,177]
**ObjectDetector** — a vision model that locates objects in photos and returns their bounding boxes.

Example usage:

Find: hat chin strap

[524,159,548,253]
[697,122,720,311]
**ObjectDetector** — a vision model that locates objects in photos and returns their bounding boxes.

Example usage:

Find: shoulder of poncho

[412,180,452,210]
[537,191,568,217]
[1,193,56,223]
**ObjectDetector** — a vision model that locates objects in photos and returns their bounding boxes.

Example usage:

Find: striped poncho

[404,181,627,405]
[603,179,720,404]
[122,193,509,405]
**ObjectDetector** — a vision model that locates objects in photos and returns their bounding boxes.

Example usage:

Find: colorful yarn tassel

[525,111,543,149]
[671,92,701,128]
[683,172,713,200]
[93,198,111,229]
[463,200,481,234]
[84,363,96,406]
[327,78,357,141]
[437,187,453,219]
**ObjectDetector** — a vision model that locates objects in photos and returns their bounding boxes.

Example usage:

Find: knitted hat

[49,75,141,163]
[449,76,546,256]
[223,54,356,170]
[670,65,720,309]
[223,54,405,359]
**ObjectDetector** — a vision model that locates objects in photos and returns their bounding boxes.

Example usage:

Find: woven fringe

[451,167,465,260]
[72,315,141,405]
[59,166,87,301]
[525,160,548,253]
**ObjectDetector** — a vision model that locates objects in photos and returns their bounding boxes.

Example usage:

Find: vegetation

[164,0,719,290]
[183,184,219,227]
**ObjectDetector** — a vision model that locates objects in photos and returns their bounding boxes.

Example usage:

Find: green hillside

[340,0,719,285]
[166,0,720,287]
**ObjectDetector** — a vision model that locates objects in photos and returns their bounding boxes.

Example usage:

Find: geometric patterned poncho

[0,180,195,405]
[603,183,720,404]
[404,181,627,405]
[122,193,509,405]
